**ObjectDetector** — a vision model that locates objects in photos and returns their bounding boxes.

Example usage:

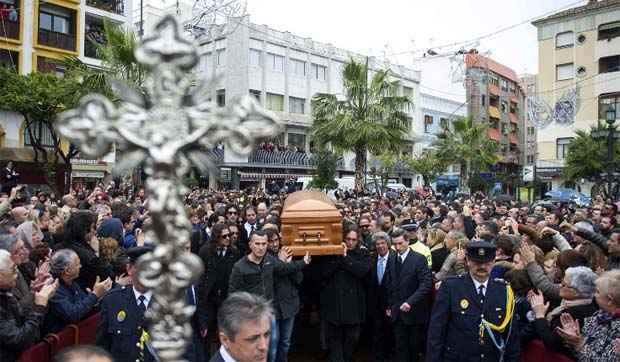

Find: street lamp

[604,105,618,200]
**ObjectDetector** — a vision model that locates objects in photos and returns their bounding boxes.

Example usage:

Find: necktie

[138,295,147,313]
[251,224,255,233]
[478,285,485,302]
[377,257,385,284]
[395,254,403,276]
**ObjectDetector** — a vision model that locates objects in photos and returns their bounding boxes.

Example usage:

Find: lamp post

[604,105,618,200]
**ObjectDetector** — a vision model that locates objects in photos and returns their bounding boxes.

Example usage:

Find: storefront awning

[488,106,501,119]
[509,113,519,124]
[71,171,105,178]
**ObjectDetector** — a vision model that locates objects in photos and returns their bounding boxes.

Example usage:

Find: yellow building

[0,0,131,188]
[532,0,620,194]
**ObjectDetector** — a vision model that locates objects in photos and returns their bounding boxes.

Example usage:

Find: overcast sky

[242,0,587,101]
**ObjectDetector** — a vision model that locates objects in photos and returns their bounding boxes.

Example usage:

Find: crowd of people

[0,176,619,362]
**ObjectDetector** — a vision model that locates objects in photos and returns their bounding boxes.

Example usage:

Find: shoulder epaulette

[493,278,509,284]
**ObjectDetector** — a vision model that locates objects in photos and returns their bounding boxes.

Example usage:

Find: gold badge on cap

[460,299,469,309]
[478,248,485,256]
[117,310,126,322]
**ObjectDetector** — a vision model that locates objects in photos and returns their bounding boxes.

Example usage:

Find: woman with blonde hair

[427,228,448,274]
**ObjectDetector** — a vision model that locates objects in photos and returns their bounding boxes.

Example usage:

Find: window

[599,93,620,121]
[0,49,18,72]
[556,63,574,81]
[289,97,305,114]
[501,101,508,113]
[501,123,507,134]
[403,86,413,113]
[268,53,284,72]
[440,118,449,129]
[598,21,620,41]
[424,115,433,133]
[599,55,620,74]
[481,94,486,106]
[290,58,306,77]
[249,89,261,102]
[527,126,535,136]
[311,63,326,81]
[500,79,508,92]
[527,155,535,164]
[556,31,574,48]
[249,48,261,66]
[216,49,225,66]
[216,89,225,107]
[39,6,72,34]
[24,120,54,147]
[288,133,306,151]
[490,76,499,86]
[556,138,572,160]
[266,93,284,111]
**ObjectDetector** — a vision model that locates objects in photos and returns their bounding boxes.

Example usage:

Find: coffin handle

[317,232,321,241]
[302,232,307,243]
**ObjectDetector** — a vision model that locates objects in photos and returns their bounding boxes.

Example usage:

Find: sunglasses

[227,211,238,215]
[221,234,231,238]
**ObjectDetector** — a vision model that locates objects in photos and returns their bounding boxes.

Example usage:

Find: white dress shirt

[397,248,410,263]
[133,287,153,308]
[472,278,489,296]
[219,345,237,362]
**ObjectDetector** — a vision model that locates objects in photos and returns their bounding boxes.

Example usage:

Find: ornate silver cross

[57,15,281,361]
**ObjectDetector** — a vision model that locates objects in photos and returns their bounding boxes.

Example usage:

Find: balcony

[38,29,76,51]
[247,148,344,168]
[0,17,19,41]
[86,0,125,16]
[84,17,106,59]
[595,72,620,96]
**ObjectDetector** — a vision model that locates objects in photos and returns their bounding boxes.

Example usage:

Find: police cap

[466,240,496,263]
[126,246,154,264]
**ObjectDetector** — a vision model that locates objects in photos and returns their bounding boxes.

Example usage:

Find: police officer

[427,240,520,362]
[96,246,157,362]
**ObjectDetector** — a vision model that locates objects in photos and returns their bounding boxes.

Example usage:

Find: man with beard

[427,241,520,362]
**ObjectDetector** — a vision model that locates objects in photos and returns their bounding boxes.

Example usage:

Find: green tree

[311,58,411,193]
[434,116,499,192]
[63,20,147,101]
[564,122,620,181]
[405,151,448,186]
[307,149,339,190]
[0,67,89,192]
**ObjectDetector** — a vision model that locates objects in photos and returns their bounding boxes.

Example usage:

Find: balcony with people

[85,0,125,16]
[0,0,20,40]
[84,16,106,59]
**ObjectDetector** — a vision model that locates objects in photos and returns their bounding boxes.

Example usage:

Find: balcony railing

[0,17,19,40]
[247,149,344,168]
[38,29,76,51]
[86,0,124,15]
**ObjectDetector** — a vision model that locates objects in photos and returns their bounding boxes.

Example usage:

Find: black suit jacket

[367,250,394,322]
[386,250,432,325]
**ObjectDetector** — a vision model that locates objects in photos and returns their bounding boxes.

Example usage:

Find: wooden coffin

[281,191,343,256]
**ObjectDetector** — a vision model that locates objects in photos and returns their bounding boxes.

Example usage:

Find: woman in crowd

[426,228,448,274]
[556,270,620,361]
[528,266,599,358]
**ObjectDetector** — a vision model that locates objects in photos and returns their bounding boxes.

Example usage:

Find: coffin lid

[282,191,342,218]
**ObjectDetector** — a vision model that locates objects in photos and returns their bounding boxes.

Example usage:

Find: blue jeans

[268,317,279,362]
[275,317,295,362]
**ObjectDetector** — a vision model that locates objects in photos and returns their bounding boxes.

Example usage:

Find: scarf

[594,309,620,325]
[547,298,593,321]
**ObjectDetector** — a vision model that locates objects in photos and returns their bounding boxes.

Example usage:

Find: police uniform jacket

[427,274,520,362]
[96,285,154,362]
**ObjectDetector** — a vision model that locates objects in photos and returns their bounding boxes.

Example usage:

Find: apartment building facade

[464,52,526,194]
[188,16,421,190]
[532,0,620,194]
[0,0,132,188]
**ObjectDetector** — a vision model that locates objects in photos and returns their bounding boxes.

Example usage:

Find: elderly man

[10,207,29,224]
[44,249,112,333]
[0,249,58,361]
[210,292,273,362]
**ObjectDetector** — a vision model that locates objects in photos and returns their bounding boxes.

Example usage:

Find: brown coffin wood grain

[281,191,344,256]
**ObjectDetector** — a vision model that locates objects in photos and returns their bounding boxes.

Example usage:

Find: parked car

[544,188,592,207]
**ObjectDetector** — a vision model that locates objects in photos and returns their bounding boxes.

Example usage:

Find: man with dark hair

[211,292,274,362]
[53,345,113,362]
[381,211,396,235]
[386,228,432,361]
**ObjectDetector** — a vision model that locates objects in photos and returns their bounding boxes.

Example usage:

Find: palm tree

[63,20,147,100]
[565,122,620,182]
[434,116,499,192]
[311,58,411,192]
